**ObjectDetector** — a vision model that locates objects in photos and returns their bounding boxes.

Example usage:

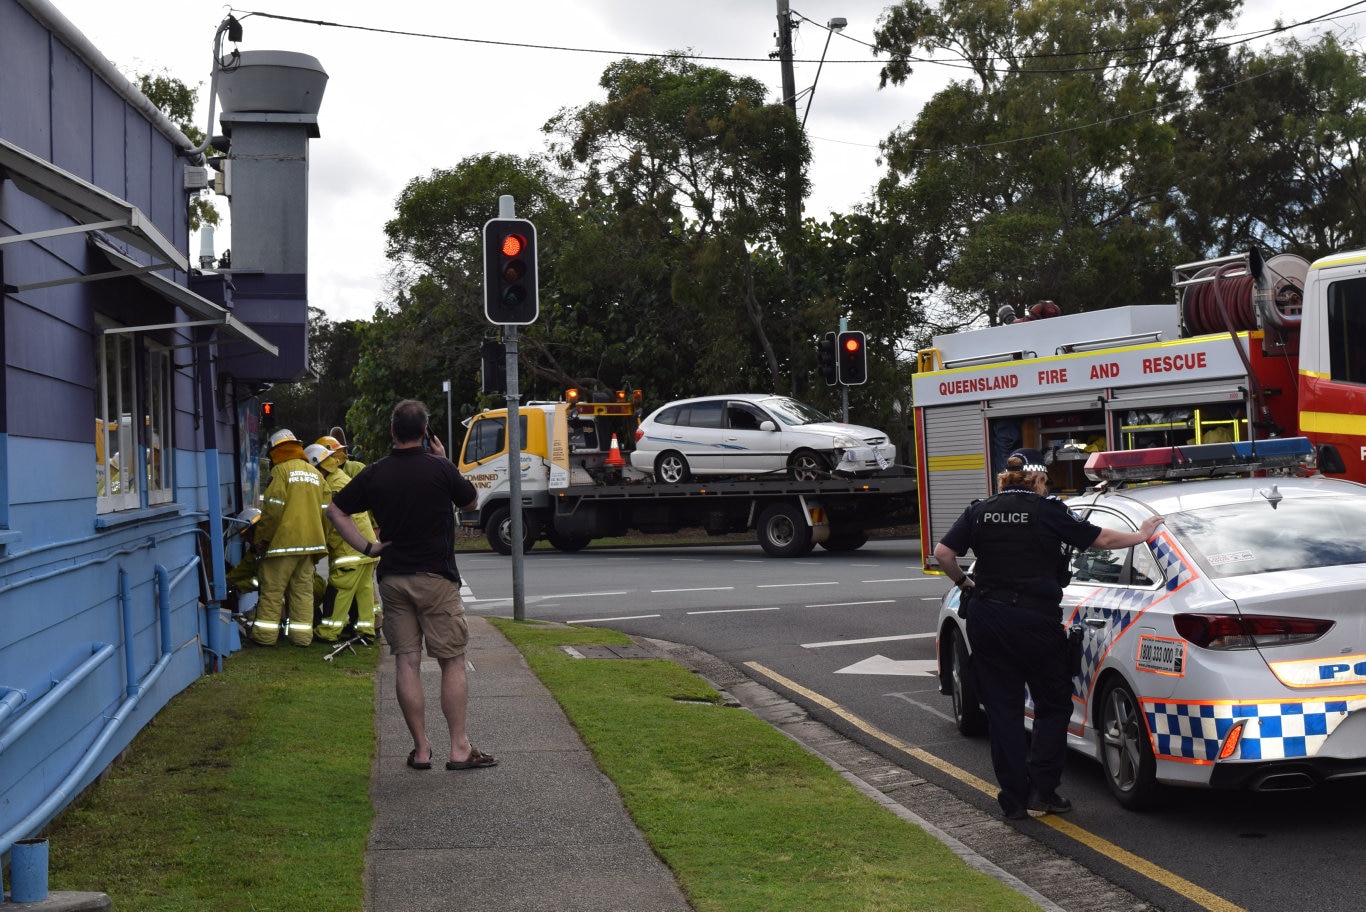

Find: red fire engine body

[912,250,1366,569]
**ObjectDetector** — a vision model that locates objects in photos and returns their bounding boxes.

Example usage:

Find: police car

[935,437,1366,809]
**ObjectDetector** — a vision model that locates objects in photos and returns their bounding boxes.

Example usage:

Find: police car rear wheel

[1099,679,1159,810]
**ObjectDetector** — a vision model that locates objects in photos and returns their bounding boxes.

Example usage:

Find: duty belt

[974,586,1057,617]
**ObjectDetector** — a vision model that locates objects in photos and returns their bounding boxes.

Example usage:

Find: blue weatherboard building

[0,0,323,856]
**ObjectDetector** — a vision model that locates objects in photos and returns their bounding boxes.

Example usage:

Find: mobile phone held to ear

[422,425,430,451]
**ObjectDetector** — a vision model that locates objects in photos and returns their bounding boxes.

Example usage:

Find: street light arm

[800,17,847,130]
[801,29,836,130]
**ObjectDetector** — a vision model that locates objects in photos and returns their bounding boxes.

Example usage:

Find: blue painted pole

[10,837,49,902]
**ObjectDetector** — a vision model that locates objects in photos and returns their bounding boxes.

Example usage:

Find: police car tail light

[1173,613,1334,650]
[1084,437,1316,483]
[1218,721,1246,760]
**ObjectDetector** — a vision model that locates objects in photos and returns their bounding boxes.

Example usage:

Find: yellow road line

[744,661,1248,912]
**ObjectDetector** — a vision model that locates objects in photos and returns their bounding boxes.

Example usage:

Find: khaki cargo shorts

[377,572,468,659]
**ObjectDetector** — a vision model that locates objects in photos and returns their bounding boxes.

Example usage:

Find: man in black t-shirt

[328,399,497,772]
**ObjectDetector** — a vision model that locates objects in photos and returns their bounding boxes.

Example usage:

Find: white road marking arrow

[834,655,939,677]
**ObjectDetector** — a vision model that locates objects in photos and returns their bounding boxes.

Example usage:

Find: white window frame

[97,321,174,513]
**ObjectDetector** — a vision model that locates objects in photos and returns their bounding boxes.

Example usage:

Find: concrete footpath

[365,617,1154,912]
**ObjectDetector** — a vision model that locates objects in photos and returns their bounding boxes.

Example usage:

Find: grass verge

[491,618,1037,912]
[42,615,1029,912]
[45,641,379,912]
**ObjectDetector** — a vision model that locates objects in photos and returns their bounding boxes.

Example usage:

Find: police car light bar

[1084,437,1316,483]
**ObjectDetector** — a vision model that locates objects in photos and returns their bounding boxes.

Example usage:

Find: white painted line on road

[536,590,631,599]
[803,632,936,649]
[757,581,839,588]
[668,557,706,562]
[651,586,735,593]
[687,606,782,615]
[805,599,896,608]
[568,614,662,623]
[887,691,955,724]
[862,577,924,583]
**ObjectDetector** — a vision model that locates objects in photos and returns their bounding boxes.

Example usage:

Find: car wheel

[484,505,539,555]
[1099,678,1160,810]
[788,450,830,482]
[949,629,987,736]
[820,530,868,552]
[655,451,691,484]
[545,527,592,553]
[756,502,812,557]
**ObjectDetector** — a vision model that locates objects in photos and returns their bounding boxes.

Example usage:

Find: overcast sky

[49,0,1352,322]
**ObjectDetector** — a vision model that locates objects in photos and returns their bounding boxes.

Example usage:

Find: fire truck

[912,248,1366,570]
[455,391,918,557]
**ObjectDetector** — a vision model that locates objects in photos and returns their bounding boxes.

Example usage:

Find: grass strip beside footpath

[492,618,1035,912]
[46,642,378,911]
[43,617,1032,912]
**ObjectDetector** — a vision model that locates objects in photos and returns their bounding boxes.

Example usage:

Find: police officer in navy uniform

[934,447,1162,820]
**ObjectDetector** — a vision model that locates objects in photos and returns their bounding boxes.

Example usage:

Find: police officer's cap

[1006,447,1050,473]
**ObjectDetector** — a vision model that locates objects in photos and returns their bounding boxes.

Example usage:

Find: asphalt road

[458,539,1366,912]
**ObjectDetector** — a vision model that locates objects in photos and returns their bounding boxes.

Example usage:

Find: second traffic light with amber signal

[483,218,538,325]
[837,330,867,385]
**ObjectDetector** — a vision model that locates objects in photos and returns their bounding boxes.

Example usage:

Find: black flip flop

[406,749,432,770]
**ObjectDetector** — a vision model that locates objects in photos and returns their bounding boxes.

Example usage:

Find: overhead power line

[233,4,1366,75]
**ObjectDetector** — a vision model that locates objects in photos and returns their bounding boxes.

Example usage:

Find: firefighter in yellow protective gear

[252,429,327,646]
[306,441,379,642]
[323,429,368,480]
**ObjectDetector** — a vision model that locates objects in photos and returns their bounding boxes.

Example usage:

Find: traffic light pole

[498,195,527,621]
[839,316,849,422]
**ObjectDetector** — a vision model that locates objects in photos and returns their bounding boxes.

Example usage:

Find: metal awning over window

[0,136,184,270]
[0,137,276,355]
[92,240,277,355]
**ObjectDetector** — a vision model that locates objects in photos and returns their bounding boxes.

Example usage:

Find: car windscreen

[761,397,833,427]
[1164,498,1366,578]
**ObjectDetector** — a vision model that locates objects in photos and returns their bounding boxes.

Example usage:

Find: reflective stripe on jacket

[257,458,328,559]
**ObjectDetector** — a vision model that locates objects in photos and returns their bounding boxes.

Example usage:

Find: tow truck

[455,390,918,557]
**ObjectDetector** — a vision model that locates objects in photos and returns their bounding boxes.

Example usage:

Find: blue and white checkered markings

[1145,698,1366,761]
[1067,534,1366,764]
[1151,534,1197,592]
[1070,585,1151,696]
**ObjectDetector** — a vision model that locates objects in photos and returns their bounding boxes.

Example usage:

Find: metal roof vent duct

[217,50,328,115]
[212,47,327,379]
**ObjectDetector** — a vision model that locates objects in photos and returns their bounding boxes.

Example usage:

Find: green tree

[546,53,810,396]
[348,154,577,457]
[137,71,220,233]
[872,0,1238,325]
[1170,34,1366,258]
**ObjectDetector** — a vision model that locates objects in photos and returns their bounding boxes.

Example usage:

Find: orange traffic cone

[605,434,626,467]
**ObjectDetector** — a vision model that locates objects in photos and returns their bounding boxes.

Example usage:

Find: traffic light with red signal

[837,330,867,385]
[261,401,275,429]
[482,218,539,325]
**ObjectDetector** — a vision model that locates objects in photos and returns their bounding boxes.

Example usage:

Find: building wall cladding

[0,0,248,849]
